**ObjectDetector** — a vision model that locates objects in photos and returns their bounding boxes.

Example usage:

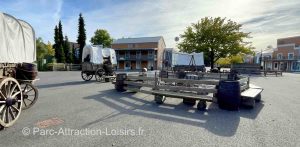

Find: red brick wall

[277,36,300,46]
[273,46,299,57]
[112,42,158,49]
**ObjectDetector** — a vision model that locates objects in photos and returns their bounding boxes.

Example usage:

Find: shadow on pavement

[82,89,264,137]
[37,81,92,89]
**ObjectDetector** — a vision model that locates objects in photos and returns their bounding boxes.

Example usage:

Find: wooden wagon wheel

[0,77,23,128]
[95,68,105,82]
[81,71,93,81]
[21,82,38,110]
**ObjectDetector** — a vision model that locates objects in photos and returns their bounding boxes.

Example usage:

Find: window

[148,50,153,55]
[125,51,130,59]
[292,62,300,71]
[136,51,141,59]
[148,61,154,69]
[277,53,283,59]
[136,61,141,69]
[288,53,294,59]
[274,63,278,68]
[148,51,154,59]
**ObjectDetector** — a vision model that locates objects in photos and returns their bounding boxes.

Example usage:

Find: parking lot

[0,71,299,147]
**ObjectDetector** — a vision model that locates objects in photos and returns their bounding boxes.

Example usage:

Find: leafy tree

[64,36,73,63]
[216,54,244,66]
[90,29,113,47]
[36,37,47,60]
[46,41,55,56]
[216,58,230,66]
[230,54,244,64]
[77,13,86,63]
[178,17,253,69]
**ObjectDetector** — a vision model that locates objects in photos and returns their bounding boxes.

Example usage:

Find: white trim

[288,53,294,59]
[277,43,295,48]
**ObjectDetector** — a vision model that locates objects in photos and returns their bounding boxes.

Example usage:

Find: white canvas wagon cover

[82,45,117,65]
[0,12,36,63]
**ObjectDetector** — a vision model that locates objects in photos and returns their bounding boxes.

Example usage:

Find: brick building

[111,36,166,70]
[263,36,300,71]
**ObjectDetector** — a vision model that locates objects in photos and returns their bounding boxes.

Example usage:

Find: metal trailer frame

[114,71,263,111]
[0,63,39,128]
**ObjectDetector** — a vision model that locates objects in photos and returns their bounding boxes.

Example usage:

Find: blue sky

[1,0,300,51]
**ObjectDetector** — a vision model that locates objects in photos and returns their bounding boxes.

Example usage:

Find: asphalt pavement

[0,71,299,147]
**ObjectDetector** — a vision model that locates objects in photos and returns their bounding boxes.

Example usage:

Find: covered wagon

[81,45,117,82]
[0,12,39,128]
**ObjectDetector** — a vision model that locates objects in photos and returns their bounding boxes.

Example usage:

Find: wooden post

[153,72,158,90]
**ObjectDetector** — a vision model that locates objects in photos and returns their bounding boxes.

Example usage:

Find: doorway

[125,61,131,70]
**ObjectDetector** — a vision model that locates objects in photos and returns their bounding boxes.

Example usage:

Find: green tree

[54,25,59,60]
[58,44,66,63]
[53,20,66,63]
[90,29,113,47]
[64,36,73,63]
[216,54,244,66]
[58,20,64,47]
[77,13,86,63]
[178,17,253,69]
[46,41,55,57]
[230,54,244,64]
[36,37,47,60]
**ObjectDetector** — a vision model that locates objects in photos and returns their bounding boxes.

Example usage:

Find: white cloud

[2,0,299,51]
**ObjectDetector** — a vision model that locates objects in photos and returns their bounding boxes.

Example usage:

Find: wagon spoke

[11,105,20,112]
[2,107,7,122]
[6,107,9,123]
[8,107,15,120]
[12,91,21,98]
[5,81,11,96]
[26,88,34,94]
[0,105,5,113]
[0,91,7,99]
[23,84,28,93]
[0,101,5,104]
[10,83,17,96]
[23,99,27,107]
[25,98,33,102]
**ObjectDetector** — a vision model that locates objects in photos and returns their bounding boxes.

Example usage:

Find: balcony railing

[117,55,156,60]
[262,56,300,60]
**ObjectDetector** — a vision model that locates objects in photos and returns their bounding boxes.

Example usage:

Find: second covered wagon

[81,45,117,82]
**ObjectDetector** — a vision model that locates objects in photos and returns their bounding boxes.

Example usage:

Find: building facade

[254,50,273,70]
[111,36,166,70]
[263,36,300,71]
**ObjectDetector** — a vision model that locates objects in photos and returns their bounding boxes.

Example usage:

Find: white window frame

[288,53,294,59]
